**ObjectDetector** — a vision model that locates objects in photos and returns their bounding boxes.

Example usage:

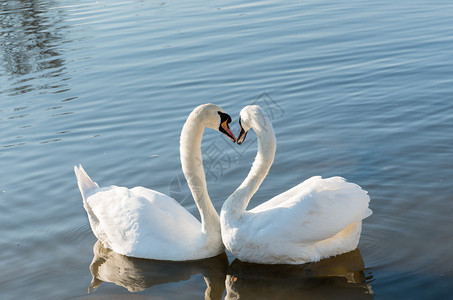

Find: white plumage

[220,105,372,264]
[74,170,203,259]
[75,104,236,261]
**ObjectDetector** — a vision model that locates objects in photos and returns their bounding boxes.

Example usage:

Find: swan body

[75,104,236,261]
[220,105,372,264]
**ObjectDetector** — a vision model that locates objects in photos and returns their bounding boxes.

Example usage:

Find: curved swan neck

[180,112,220,235]
[223,121,276,217]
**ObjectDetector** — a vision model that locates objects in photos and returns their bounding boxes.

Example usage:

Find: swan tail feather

[74,165,103,240]
[74,164,99,201]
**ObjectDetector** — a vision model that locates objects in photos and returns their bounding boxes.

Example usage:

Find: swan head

[195,103,236,142]
[237,105,271,145]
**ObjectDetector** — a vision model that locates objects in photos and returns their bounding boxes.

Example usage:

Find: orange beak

[220,120,236,142]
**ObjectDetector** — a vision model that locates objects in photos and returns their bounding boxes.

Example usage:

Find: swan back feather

[249,176,371,244]
[85,185,202,259]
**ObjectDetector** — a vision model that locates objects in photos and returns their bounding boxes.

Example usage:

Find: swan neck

[223,123,276,217]
[180,114,220,235]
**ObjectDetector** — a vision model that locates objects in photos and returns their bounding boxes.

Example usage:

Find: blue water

[1,0,453,299]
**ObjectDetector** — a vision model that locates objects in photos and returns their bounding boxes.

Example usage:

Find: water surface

[1,0,453,299]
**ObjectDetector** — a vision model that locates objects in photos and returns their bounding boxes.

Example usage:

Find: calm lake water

[1,0,453,299]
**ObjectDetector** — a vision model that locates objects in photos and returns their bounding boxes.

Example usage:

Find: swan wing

[86,185,202,259]
[251,176,323,212]
[248,176,371,244]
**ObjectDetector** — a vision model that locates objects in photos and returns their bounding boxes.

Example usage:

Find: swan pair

[75,103,372,264]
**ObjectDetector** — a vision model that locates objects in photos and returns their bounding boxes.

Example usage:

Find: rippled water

[1,0,453,299]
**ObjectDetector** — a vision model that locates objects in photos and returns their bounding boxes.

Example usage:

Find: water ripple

[1,0,453,299]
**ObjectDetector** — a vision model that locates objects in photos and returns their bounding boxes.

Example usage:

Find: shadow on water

[88,241,229,300]
[89,241,372,299]
[225,249,373,300]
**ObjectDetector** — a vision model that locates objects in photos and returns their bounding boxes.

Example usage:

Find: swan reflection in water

[89,241,229,299]
[89,241,372,299]
[225,248,373,300]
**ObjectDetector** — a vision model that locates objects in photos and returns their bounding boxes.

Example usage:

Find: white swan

[220,105,372,264]
[75,103,236,261]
